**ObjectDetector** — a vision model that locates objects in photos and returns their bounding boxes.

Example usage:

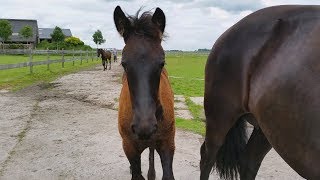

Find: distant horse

[200,5,320,180]
[114,6,175,180]
[97,48,111,70]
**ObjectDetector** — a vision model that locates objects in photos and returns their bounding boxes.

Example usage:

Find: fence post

[46,48,49,69]
[91,50,93,61]
[72,49,75,66]
[86,50,88,63]
[80,51,83,65]
[62,49,65,68]
[29,48,33,74]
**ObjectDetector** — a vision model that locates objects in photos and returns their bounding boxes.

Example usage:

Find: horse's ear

[114,6,131,39]
[152,8,166,33]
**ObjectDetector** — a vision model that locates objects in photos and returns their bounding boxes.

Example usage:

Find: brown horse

[97,48,111,70]
[200,5,320,180]
[114,6,175,180]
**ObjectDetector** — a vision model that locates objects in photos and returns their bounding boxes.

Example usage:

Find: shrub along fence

[0,49,98,73]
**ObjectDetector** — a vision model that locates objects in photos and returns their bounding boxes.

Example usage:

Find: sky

[1,0,320,50]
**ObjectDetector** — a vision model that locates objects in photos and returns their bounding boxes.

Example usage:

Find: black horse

[97,48,111,70]
[200,5,320,180]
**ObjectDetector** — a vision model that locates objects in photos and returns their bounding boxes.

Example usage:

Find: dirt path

[0,62,304,179]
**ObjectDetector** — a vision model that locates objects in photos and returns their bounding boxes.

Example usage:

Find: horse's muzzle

[131,123,158,140]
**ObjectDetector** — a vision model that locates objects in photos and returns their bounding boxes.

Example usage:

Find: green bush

[37,40,92,50]
[65,36,84,46]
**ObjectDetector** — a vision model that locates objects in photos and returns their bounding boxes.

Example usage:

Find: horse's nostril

[131,125,136,134]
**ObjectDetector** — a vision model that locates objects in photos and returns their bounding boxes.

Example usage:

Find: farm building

[0,18,73,48]
[0,19,39,47]
[39,28,72,42]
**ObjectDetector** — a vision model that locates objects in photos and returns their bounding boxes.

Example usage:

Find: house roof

[0,19,39,43]
[39,28,72,39]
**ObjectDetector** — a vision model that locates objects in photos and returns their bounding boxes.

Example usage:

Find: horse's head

[114,6,166,140]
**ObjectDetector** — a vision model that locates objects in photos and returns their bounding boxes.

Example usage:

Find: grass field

[0,54,100,91]
[165,53,208,135]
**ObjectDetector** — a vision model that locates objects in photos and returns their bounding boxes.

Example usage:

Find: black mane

[125,9,164,41]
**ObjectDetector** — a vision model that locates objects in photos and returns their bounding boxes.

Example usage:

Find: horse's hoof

[132,175,145,180]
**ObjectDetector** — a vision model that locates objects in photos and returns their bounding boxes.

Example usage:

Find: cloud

[1,0,320,50]
[262,0,320,6]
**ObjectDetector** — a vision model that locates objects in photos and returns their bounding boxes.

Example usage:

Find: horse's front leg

[109,60,111,70]
[157,139,175,180]
[148,148,156,180]
[123,140,145,180]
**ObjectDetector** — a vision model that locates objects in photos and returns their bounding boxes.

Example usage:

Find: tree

[92,30,105,48]
[0,20,12,47]
[51,26,65,42]
[19,25,33,44]
[51,26,65,49]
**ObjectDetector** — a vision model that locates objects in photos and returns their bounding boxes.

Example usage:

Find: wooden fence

[0,49,98,73]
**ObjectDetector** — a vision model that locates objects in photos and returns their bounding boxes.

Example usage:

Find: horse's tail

[215,117,247,180]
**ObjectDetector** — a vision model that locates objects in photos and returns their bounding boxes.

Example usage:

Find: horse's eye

[160,62,165,68]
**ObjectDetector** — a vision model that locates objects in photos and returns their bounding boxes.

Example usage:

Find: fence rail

[0,49,97,72]
[0,49,93,55]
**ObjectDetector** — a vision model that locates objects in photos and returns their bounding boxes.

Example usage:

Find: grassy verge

[165,53,207,135]
[0,55,100,91]
[175,117,205,136]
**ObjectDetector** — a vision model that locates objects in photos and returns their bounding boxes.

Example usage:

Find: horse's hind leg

[102,60,106,71]
[123,140,145,180]
[200,96,245,180]
[109,59,111,70]
[148,148,156,180]
[240,128,271,180]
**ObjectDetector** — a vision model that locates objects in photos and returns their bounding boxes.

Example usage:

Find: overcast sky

[1,0,320,50]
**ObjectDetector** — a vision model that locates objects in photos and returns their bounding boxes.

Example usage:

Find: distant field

[165,53,207,97]
[0,54,100,91]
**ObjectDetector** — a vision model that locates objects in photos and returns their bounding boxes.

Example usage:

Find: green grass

[165,53,206,97]
[0,55,100,91]
[175,118,205,136]
[165,53,208,135]
[185,97,204,121]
